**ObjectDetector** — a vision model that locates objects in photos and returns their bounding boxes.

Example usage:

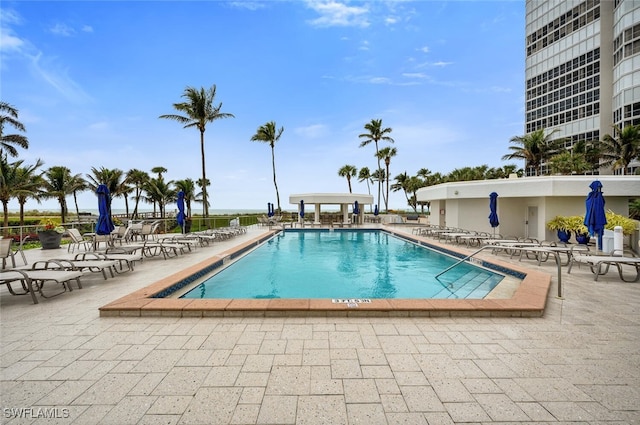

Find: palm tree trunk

[19,201,25,227]
[271,145,280,212]
[385,164,390,212]
[200,130,209,218]
[73,192,80,219]
[375,141,381,210]
[3,201,8,233]
[347,177,352,193]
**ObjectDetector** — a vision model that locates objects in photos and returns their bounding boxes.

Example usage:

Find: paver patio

[1,225,638,424]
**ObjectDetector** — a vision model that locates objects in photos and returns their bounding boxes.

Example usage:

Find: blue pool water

[180,230,505,300]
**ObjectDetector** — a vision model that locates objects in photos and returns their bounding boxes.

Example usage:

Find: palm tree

[86,167,125,222]
[126,169,150,219]
[174,178,197,217]
[376,146,397,212]
[0,155,43,229]
[14,162,45,226]
[502,128,561,176]
[338,165,357,193]
[41,166,75,223]
[159,85,234,217]
[250,121,284,212]
[151,166,167,180]
[600,124,640,175]
[144,177,174,218]
[0,101,29,157]
[391,172,412,211]
[67,174,88,220]
[358,167,373,212]
[359,119,394,209]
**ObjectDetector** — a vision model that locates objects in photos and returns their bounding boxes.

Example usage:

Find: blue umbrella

[374,204,379,216]
[584,180,607,250]
[299,200,305,219]
[95,184,115,236]
[353,201,360,215]
[176,190,186,233]
[267,203,273,217]
[489,192,500,230]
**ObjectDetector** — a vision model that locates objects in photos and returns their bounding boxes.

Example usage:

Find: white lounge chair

[567,254,640,282]
[0,262,85,303]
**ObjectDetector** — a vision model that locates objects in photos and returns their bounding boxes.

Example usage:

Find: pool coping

[99,229,552,318]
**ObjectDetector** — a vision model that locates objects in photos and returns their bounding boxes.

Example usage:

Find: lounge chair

[567,254,640,282]
[46,258,118,280]
[0,261,85,303]
[73,250,142,272]
[66,228,94,253]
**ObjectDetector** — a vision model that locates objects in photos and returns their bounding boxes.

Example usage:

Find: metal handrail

[435,245,563,298]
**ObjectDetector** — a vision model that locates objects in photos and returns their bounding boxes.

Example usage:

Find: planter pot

[37,231,63,250]
[557,230,572,243]
[575,233,591,245]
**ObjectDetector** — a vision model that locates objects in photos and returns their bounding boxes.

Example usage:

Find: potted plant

[546,216,572,243]
[567,215,590,244]
[37,219,65,249]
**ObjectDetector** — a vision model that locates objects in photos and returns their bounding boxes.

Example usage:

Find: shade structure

[95,184,115,236]
[353,200,360,215]
[488,192,499,229]
[299,200,305,218]
[374,205,379,216]
[176,191,186,232]
[584,180,607,250]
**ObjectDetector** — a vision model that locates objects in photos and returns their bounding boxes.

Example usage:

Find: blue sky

[1,0,525,213]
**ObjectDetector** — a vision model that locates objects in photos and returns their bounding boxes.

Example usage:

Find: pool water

[180,230,504,300]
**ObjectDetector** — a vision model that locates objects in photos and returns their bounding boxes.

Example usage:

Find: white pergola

[289,193,374,225]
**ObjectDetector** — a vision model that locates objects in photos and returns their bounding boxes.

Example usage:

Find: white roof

[289,193,374,205]
[416,175,640,201]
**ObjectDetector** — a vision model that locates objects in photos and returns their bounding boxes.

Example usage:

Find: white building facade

[525,0,640,175]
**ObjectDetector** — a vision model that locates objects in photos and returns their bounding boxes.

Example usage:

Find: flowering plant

[39,218,65,234]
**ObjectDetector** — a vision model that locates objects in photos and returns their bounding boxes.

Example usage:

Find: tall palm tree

[174,178,197,217]
[391,172,412,211]
[376,146,397,212]
[359,119,394,210]
[358,167,373,212]
[502,128,561,176]
[250,121,284,212]
[159,85,234,217]
[126,169,150,219]
[600,124,640,175]
[196,177,210,214]
[0,101,29,157]
[41,166,75,223]
[67,174,88,220]
[338,165,357,193]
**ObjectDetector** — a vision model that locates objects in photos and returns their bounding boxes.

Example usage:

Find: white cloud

[294,124,329,139]
[82,25,93,33]
[228,2,266,11]
[305,0,370,28]
[49,23,75,36]
[417,45,429,53]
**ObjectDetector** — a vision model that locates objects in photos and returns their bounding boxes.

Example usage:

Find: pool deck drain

[99,229,552,318]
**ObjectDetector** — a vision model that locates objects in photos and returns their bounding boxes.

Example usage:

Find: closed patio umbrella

[584,180,607,250]
[374,205,379,216]
[267,203,273,218]
[177,190,186,233]
[95,184,115,236]
[299,200,305,219]
[489,192,499,234]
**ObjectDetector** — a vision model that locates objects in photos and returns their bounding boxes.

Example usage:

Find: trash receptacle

[602,229,614,253]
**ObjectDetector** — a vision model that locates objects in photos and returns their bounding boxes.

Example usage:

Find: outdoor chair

[67,228,93,253]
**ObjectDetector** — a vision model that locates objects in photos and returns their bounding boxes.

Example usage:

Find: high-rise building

[524,0,640,175]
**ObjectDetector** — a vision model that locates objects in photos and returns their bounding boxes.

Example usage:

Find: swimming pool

[180,229,505,300]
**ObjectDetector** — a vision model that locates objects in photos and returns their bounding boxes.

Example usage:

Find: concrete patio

[1,225,638,424]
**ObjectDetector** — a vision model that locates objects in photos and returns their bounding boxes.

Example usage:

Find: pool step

[435,269,498,299]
